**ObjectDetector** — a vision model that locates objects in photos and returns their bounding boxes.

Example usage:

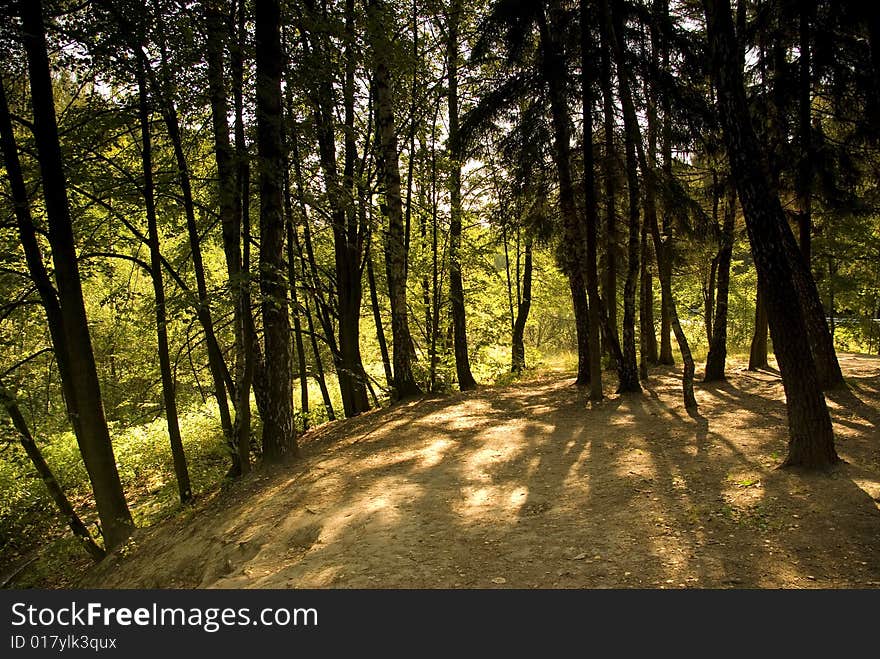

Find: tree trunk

[582,0,604,400]
[151,42,237,471]
[0,382,105,561]
[367,243,395,390]
[704,0,837,469]
[19,0,134,549]
[658,0,674,366]
[749,286,770,369]
[304,0,372,417]
[370,0,422,400]
[206,0,250,472]
[447,0,478,391]
[256,0,297,460]
[602,0,642,393]
[137,53,192,503]
[599,20,619,367]
[511,237,532,374]
[231,0,253,472]
[540,1,592,387]
[704,184,736,381]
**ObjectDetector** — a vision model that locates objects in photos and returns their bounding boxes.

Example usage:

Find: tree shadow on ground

[81,356,880,589]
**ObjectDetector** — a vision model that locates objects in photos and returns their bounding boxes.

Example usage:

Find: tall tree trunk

[137,53,192,503]
[704,0,837,469]
[293,223,337,421]
[796,0,813,265]
[284,176,310,430]
[370,0,422,399]
[609,0,695,407]
[582,0,604,400]
[18,1,134,549]
[599,21,619,366]
[0,382,105,561]
[602,0,642,394]
[206,0,250,472]
[704,184,736,381]
[256,0,297,460]
[232,0,254,472]
[639,220,652,380]
[658,0,674,365]
[540,1,593,387]
[447,0,478,391]
[150,41,237,470]
[304,0,371,417]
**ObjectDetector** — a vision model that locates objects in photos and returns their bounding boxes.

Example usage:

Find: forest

[0,0,878,590]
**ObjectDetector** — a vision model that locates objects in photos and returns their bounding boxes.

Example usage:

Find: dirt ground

[82,353,880,589]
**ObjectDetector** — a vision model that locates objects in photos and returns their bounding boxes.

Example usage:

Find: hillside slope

[83,355,880,589]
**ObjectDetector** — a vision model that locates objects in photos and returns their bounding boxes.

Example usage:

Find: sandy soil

[82,353,880,589]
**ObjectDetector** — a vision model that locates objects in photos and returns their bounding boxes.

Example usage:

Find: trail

[83,354,880,589]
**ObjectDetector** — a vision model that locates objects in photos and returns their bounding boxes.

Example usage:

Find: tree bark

[511,238,533,373]
[206,0,251,472]
[599,17,619,366]
[369,0,422,399]
[704,0,837,468]
[540,1,593,387]
[256,0,297,460]
[704,184,736,381]
[18,0,134,549]
[0,382,105,561]
[137,53,192,503]
[582,0,604,400]
[601,0,642,393]
[447,0,478,391]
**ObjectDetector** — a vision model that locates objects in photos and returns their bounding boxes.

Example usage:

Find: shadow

[78,355,880,590]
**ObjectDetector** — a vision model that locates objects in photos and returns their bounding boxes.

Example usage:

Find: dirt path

[83,354,880,589]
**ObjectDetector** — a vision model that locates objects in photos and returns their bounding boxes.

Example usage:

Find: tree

[14,0,135,549]
[703,0,838,468]
[369,0,423,400]
[255,0,297,460]
[447,0,478,391]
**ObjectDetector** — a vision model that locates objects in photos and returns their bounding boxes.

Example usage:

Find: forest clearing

[2,0,880,592]
[73,353,880,589]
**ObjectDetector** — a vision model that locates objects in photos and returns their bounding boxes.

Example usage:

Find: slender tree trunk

[18,1,134,549]
[370,0,422,399]
[256,0,296,460]
[540,1,593,387]
[447,0,477,391]
[704,184,736,381]
[704,0,837,468]
[285,177,310,430]
[582,0,604,399]
[658,0,674,365]
[304,0,371,417]
[232,0,253,472]
[0,383,105,561]
[599,23,619,366]
[602,0,642,393]
[609,0,694,406]
[796,0,813,265]
[511,238,533,373]
[293,225,336,421]
[206,0,250,472]
[367,243,395,390]
[150,45,237,469]
[639,220,652,380]
[137,54,192,503]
